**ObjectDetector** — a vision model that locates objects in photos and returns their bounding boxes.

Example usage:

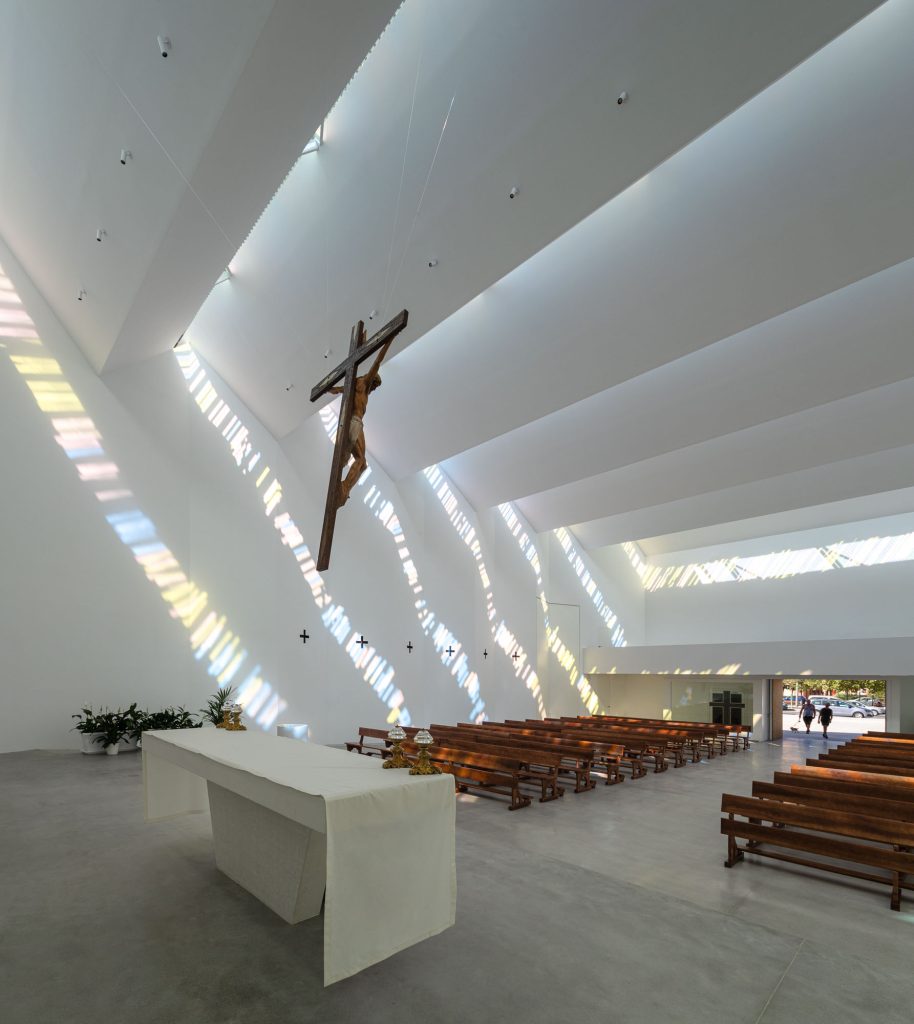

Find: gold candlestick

[409,729,441,775]
[229,704,247,731]
[216,707,232,729]
[383,724,410,769]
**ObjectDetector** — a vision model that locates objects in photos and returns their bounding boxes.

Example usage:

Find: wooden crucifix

[310,309,409,571]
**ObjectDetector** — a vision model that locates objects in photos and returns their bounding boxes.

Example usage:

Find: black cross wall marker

[512,651,520,662]
[446,646,456,657]
[299,630,310,644]
[356,635,368,649]
[406,642,413,653]
[709,690,745,726]
[483,649,488,659]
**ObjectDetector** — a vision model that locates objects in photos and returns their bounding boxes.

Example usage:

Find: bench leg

[509,783,532,811]
[891,874,902,911]
[725,833,744,868]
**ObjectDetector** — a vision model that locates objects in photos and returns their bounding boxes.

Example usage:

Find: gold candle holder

[383,724,410,769]
[409,729,441,775]
[216,707,232,729]
[229,704,247,731]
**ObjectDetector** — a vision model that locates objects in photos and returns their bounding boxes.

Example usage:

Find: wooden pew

[721,793,914,910]
[575,714,744,752]
[507,720,655,776]
[809,754,914,778]
[401,742,535,811]
[752,780,914,824]
[791,763,914,793]
[557,718,714,762]
[439,725,597,793]
[403,734,565,803]
[502,720,644,776]
[345,726,390,757]
[558,721,691,769]
[770,769,914,804]
[463,723,624,786]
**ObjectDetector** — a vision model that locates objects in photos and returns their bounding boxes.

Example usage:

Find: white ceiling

[187,0,881,437]
[0,0,402,373]
[11,0,914,560]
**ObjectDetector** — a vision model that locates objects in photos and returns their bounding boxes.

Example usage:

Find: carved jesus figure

[328,338,393,507]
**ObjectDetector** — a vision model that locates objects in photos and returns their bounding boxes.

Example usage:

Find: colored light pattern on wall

[0,265,286,729]
[497,504,599,714]
[423,465,545,718]
[174,341,410,726]
[318,406,487,722]
[622,532,914,592]
[553,528,627,646]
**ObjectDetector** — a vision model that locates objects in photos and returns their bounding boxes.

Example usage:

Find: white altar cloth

[142,730,456,984]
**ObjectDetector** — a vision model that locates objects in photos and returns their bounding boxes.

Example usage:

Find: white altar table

[142,730,456,984]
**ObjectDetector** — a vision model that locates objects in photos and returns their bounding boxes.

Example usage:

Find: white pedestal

[207,782,327,924]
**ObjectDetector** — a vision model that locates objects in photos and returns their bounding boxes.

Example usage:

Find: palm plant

[200,686,236,726]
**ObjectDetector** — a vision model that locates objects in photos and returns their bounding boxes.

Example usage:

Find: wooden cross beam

[310,309,409,571]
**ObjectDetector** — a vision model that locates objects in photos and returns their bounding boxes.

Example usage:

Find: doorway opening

[781,678,885,739]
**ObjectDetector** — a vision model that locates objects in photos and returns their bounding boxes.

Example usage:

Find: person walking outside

[818,700,834,740]
[799,696,817,734]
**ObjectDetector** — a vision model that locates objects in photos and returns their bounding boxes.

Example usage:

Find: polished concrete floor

[2,736,912,1024]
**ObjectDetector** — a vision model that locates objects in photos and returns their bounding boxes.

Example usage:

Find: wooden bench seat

[406,743,535,811]
[440,725,597,792]
[810,754,914,778]
[470,724,626,785]
[403,738,564,804]
[752,780,914,824]
[721,793,914,910]
[345,726,391,757]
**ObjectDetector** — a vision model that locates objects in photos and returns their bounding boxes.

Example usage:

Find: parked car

[848,699,885,716]
[810,698,876,718]
[853,698,886,713]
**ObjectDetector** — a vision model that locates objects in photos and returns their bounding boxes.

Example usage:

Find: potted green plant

[140,706,202,733]
[94,711,129,756]
[118,703,146,751]
[72,706,106,755]
[200,686,236,727]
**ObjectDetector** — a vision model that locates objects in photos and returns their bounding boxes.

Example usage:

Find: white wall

[645,560,914,645]
[0,238,634,752]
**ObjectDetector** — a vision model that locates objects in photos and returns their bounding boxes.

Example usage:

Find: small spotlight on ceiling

[427,258,438,268]
[508,186,519,199]
[119,149,132,165]
[368,309,379,320]
[284,383,295,392]
[157,35,171,58]
[617,90,629,105]
[96,228,106,243]
[323,349,332,360]
[77,289,87,302]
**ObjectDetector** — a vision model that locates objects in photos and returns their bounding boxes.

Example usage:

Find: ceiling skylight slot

[302,121,323,156]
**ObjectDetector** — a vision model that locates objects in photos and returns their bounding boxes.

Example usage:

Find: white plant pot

[105,744,120,756]
[81,733,104,755]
